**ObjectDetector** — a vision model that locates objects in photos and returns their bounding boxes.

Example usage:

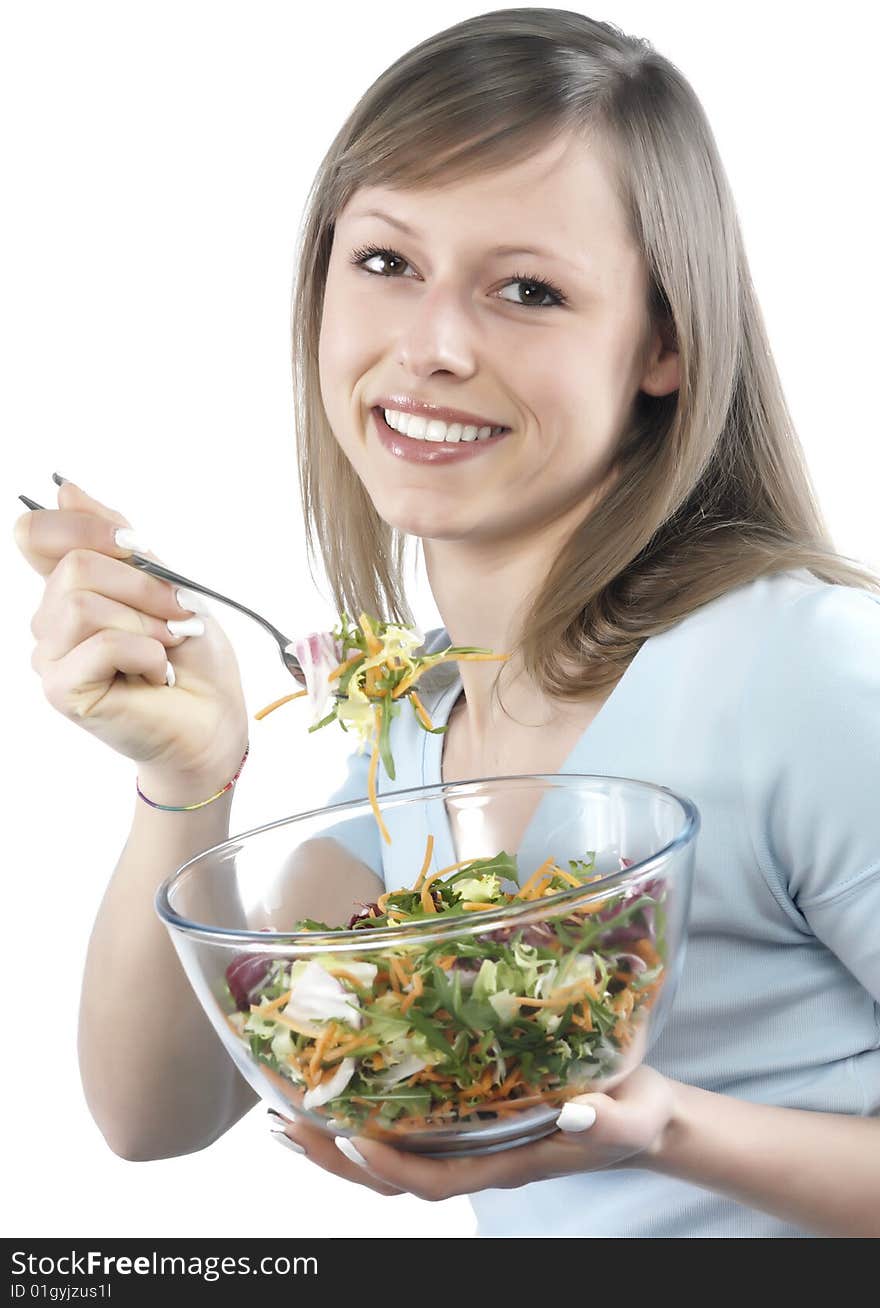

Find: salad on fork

[254,611,509,844]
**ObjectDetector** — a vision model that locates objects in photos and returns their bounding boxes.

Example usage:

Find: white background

[3,0,877,1240]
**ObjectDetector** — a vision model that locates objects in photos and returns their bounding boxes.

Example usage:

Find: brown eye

[348,243,568,309]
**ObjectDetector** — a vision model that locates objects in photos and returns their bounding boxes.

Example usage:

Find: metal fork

[17,493,347,698]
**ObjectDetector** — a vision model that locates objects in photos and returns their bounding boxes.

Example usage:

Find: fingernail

[335,1135,369,1168]
[271,1130,306,1155]
[175,586,210,616]
[52,473,69,486]
[166,617,205,638]
[165,659,176,688]
[114,527,150,553]
[556,1102,597,1132]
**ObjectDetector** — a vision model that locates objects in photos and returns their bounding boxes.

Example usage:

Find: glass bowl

[155,773,699,1157]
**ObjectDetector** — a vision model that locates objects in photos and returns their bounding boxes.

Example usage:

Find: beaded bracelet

[136,743,250,811]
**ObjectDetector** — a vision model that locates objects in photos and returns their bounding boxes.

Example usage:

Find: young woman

[16,10,880,1237]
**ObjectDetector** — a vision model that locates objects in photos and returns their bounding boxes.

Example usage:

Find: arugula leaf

[377,690,398,780]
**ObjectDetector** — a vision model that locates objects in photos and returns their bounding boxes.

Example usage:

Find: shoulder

[745,571,880,701]
[737,570,880,908]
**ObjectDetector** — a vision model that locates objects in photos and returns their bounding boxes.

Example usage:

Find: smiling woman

[50,3,880,1244]
[280,5,880,1240]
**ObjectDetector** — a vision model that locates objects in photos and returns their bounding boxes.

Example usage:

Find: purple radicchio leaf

[291,631,345,727]
[225,953,273,1012]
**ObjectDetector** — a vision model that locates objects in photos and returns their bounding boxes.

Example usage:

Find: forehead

[337,132,634,257]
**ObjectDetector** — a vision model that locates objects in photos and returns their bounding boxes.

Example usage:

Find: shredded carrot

[611,988,635,1021]
[554,867,590,889]
[570,1001,594,1031]
[514,980,596,1008]
[326,652,364,685]
[419,868,446,914]
[516,858,557,900]
[366,726,392,846]
[572,897,612,916]
[389,956,411,991]
[260,1010,325,1038]
[308,1022,338,1079]
[323,967,369,989]
[496,1067,523,1096]
[407,689,435,733]
[391,649,509,701]
[421,858,475,878]
[358,612,383,656]
[250,989,292,1016]
[253,689,308,720]
[322,1032,375,1063]
[412,834,435,892]
[399,970,424,1015]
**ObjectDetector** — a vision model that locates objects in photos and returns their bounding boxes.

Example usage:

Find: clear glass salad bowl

[155,773,699,1157]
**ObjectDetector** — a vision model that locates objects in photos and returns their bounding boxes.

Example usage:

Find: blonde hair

[292,7,879,712]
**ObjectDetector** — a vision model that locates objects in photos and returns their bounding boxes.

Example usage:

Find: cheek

[320,272,377,375]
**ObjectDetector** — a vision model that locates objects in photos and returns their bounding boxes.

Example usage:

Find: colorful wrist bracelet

[136,743,250,811]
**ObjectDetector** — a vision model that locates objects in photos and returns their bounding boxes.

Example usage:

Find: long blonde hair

[292,7,879,711]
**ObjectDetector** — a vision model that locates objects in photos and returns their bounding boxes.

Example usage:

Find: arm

[78,768,258,1162]
[636,1083,880,1238]
[79,761,384,1163]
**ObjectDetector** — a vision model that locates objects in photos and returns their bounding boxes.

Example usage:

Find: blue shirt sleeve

[739,581,880,1002]
[313,744,384,880]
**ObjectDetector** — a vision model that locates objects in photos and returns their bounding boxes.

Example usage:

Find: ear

[639,318,680,398]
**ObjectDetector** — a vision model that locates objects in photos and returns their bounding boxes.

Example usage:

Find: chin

[365,492,468,540]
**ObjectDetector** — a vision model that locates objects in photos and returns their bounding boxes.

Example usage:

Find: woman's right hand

[13,479,250,787]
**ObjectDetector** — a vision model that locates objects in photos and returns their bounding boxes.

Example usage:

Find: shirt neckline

[418,630,656,878]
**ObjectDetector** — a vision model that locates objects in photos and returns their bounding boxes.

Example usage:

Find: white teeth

[382,408,506,443]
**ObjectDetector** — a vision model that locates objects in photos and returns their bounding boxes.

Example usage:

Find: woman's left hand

[269,1064,677,1200]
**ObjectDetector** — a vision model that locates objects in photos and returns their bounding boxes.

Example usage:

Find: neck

[422,526,578,744]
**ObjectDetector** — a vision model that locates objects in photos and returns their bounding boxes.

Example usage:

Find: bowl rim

[154,771,700,946]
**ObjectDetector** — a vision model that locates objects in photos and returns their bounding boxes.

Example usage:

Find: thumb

[555,1092,602,1133]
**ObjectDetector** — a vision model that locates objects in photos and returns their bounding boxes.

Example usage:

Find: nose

[393,283,481,381]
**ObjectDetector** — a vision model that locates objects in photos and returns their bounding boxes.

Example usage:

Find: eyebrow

[346,207,587,273]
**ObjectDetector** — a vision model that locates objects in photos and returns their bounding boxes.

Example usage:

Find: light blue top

[319,568,880,1237]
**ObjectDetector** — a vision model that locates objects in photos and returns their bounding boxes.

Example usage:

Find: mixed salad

[253,611,509,844]
[223,841,667,1138]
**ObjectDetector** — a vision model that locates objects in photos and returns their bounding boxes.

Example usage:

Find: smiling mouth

[370,406,511,443]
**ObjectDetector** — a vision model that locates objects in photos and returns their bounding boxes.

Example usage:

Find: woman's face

[318,131,676,543]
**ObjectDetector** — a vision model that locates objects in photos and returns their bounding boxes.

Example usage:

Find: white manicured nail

[165,659,176,688]
[114,527,150,553]
[335,1136,368,1168]
[556,1102,597,1132]
[167,617,205,638]
[175,586,210,616]
[271,1130,306,1155]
